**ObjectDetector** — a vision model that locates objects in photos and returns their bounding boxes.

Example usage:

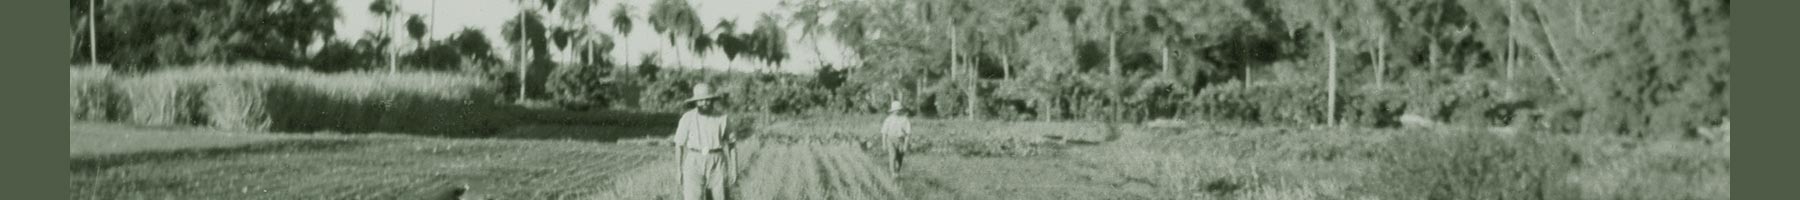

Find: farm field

[70,114,1729,199]
[68,0,1727,198]
[70,122,665,199]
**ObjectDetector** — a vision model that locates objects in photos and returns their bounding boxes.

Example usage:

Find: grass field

[70,122,664,200]
[70,114,1729,199]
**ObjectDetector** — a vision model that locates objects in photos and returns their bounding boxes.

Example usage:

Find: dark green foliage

[97,0,340,71]
[551,28,576,50]
[502,13,551,62]
[401,28,503,72]
[611,6,634,35]
[406,15,428,42]
[547,62,617,111]
[814,66,846,90]
[635,55,662,80]
[1192,79,1323,126]
[309,41,375,73]
[1372,131,1579,200]
[648,0,702,43]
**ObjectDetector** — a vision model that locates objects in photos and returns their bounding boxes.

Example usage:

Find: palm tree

[369,0,398,74]
[751,13,788,69]
[788,0,872,72]
[555,0,597,66]
[611,4,635,65]
[512,0,535,101]
[407,15,428,53]
[649,0,702,68]
[711,20,738,70]
[788,0,831,71]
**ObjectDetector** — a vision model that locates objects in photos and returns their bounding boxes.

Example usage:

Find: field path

[739,142,905,200]
[602,141,905,200]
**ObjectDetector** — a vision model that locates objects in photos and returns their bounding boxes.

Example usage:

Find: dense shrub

[1371,131,1579,199]
[1138,125,1726,200]
[70,64,501,135]
[71,67,123,121]
[200,78,272,130]
[1192,79,1325,126]
[119,73,210,126]
[546,63,615,110]
[1367,130,1724,199]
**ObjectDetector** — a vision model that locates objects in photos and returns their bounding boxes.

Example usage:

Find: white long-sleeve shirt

[881,115,911,138]
[670,110,730,150]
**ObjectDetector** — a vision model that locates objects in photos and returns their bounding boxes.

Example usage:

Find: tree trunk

[952,27,961,79]
[1534,0,1573,78]
[1001,53,1011,80]
[70,26,77,60]
[625,36,631,66]
[1506,34,1515,80]
[1244,62,1251,87]
[951,27,978,119]
[89,0,98,65]
[1376,37,1386,88]
[1370,47,1378,87]
[517,12,528,102]
[966,82,980,120]
[815,41,824,69]
[389,15,398,75]
[1530,45,1567,93]
[1161,44,1171,75]
[1506,0,1517,81]
[1108,34,1119,77]
[842,40,854,69]
[1428,39,1440,69]
[1325,30,1338,128]
[1571,1,1589,41]
[1507,39,1516,80]
[1523,0,1571,94]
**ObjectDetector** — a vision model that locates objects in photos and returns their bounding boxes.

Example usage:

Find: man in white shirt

[669,83,736,200]
[881,100,912,173]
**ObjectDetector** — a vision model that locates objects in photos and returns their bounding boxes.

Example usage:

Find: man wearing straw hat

[881,99,913,173]
[668,83,737,200]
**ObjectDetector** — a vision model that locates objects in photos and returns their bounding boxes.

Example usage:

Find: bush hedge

[71,65,501,135]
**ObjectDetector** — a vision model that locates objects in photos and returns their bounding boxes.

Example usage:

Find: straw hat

[889,101,904,112]
[684,83,727,103]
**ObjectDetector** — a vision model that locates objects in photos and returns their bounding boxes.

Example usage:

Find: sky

[330,0,856,74]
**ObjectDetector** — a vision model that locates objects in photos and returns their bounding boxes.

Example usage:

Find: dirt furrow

[800,145,831,200]
[778,145,814,200]
[828,144,884,200]
[849,149,904,199]
[738,143,786,200]
[818,145,858,199]
[604,141,907,200]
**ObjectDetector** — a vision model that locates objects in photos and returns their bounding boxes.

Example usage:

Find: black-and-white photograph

[68,0,1729,199]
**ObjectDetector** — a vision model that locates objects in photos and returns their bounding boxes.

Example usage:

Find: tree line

[71,0,1729,138]
[764,0,1727,138]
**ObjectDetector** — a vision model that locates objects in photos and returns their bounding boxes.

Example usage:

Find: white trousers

[680,151,728,200]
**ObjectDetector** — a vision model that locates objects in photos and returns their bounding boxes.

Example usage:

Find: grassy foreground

[70,122,666,200]
[753,116,1730,200]
[71,114,1728,199]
